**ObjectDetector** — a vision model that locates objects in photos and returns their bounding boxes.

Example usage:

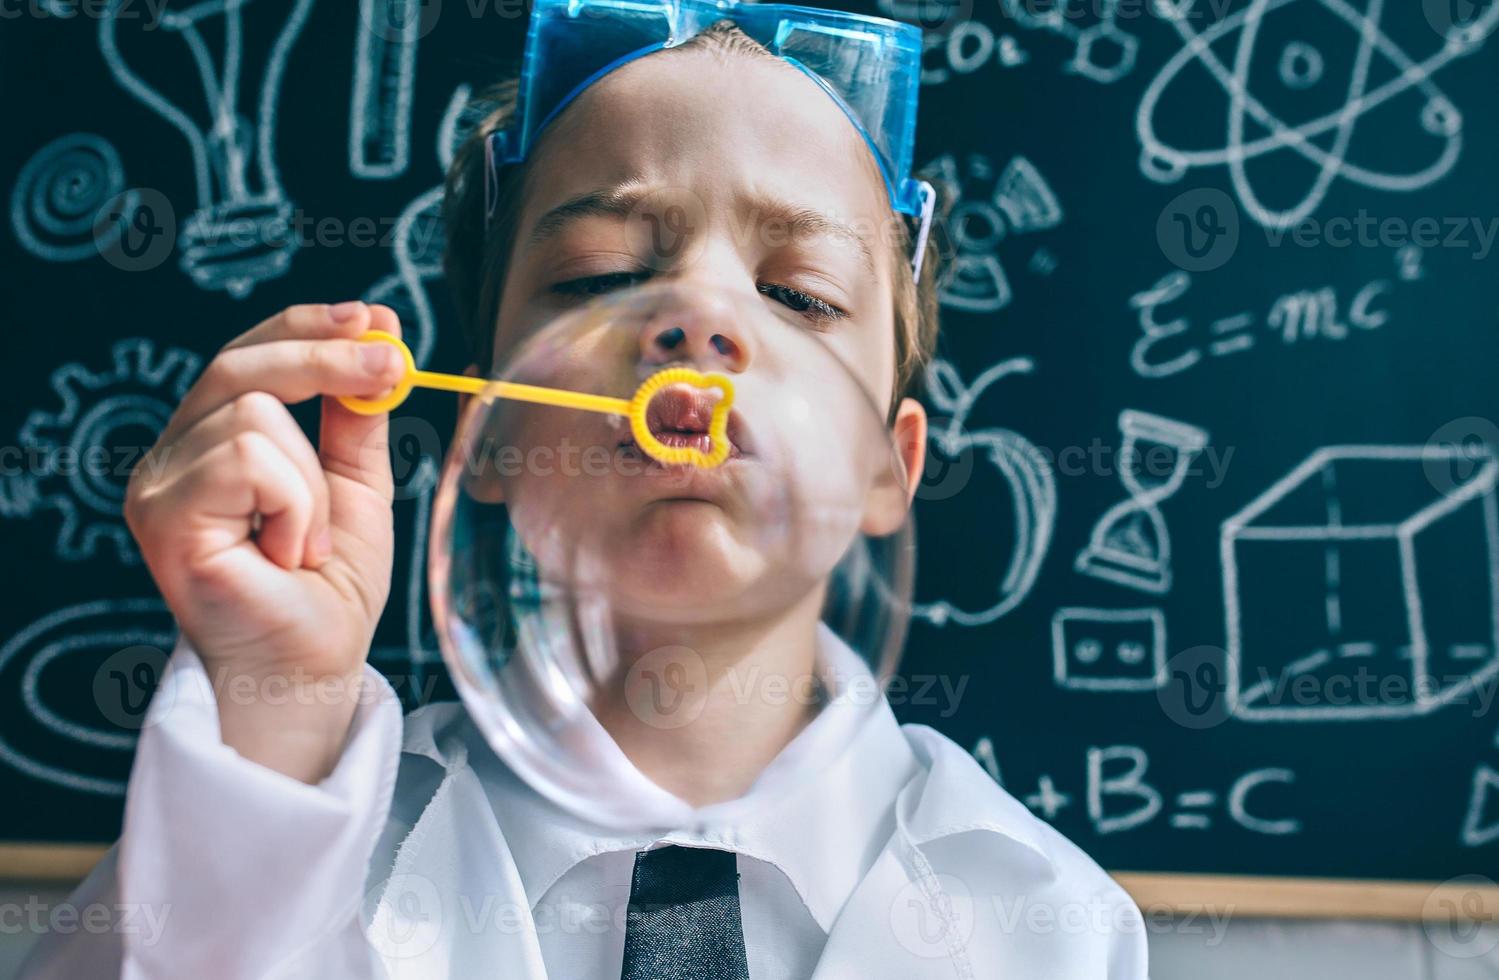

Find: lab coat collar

[461,625,920,933]
[394,630,1059,942]
[896,724,1056,874]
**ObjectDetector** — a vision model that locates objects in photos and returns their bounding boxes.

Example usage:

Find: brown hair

[441,23,943,408]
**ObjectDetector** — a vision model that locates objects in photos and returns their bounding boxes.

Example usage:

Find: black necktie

[620,845,751,980]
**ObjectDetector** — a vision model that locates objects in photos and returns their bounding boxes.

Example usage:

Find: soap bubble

[429,282,916,830]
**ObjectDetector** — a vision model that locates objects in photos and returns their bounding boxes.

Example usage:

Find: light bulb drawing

[99,0,316,299]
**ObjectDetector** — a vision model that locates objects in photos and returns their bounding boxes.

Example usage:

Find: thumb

[319,305,399,529]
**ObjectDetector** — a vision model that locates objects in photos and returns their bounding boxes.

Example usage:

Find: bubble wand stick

[338,330,733,469]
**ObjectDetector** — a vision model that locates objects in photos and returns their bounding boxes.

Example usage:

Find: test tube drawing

[350,0,423,179]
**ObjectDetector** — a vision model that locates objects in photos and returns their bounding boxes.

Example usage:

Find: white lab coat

[22,638,1150,979]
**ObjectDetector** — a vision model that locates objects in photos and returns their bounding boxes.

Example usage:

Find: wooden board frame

[3,843,1497,922]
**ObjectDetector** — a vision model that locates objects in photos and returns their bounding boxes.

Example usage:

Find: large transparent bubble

[428,282,915,831]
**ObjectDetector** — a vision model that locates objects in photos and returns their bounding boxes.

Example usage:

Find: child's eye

[757,282,849,325]
[551,270,652,297]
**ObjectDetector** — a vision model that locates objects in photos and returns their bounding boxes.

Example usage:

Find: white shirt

[471,628,918,979]
[22,630,1150,980]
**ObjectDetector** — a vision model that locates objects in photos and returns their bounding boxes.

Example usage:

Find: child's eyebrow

[527,186,879,278]
[527,187,645,247]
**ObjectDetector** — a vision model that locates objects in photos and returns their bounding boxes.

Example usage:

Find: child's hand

[124,302,407,783]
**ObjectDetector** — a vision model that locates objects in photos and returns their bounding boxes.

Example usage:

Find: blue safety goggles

[484,0,935,273]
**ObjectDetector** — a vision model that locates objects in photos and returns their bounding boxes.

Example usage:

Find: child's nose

[639,314,751,372]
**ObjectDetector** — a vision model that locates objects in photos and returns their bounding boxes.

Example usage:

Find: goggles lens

[487,0,929,218]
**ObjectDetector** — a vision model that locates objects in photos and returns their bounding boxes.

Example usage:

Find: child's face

[477,47,924,624]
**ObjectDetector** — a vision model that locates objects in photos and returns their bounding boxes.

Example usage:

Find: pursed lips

[617,384,750,462]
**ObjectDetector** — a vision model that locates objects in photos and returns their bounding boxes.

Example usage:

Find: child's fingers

[160,337,406,448]
[317,305,403,524]
[149,391,333,569]
[140,431,316,572]
[221,301,374,352]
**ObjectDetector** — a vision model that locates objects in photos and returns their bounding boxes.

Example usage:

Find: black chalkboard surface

[2,0,1497,901]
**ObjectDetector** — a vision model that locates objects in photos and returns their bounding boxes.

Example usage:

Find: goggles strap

[910,180,936,282]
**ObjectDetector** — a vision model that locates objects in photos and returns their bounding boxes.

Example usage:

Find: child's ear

[860,397,926,536]
[458,363,507,505]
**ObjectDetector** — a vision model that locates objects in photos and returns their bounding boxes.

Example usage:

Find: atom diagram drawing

[1137,0,1499,230]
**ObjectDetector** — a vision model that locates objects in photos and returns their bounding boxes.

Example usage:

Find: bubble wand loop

[338,330,734,469]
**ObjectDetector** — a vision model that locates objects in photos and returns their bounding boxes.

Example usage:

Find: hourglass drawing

[1075,409,1209,595]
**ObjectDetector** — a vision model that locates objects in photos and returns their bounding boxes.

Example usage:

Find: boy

[24,3,1148,977]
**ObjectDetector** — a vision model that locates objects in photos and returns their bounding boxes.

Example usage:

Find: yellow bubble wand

[338,330,734,469]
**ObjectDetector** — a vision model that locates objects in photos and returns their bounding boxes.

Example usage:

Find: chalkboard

[2,0,1497,906]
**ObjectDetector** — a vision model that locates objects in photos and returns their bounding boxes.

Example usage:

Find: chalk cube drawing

[1221,445,1499,721]
[1052,607,1166,691]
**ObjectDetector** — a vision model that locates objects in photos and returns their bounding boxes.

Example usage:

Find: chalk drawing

[364,186,444,367]
[1222,445,1499,721]
[0,599,174,796]
[1462,764,1499,847]
[994,745,1303,835]
[1086,744,1301,835]
[1226,767,1301,835]
[369,455,443,694]
[1023,774,1071,820]
[1000,0,1141,84]
[350,0,422,179]
[1129,248,1413,380]
[437,83,482,171]
[971,735,1003,785]
[1087,745,1162,833]
[907,12,1028,86]
[1,339,201,564]
[914,357,1056,627]
[10,133,139,262]
[99,0,316,297]
[361,85,487,367]
[1076,410,1210,595]
[1052,607,1168,691]
[924,153,1063,314]
[1138,0,1499,230]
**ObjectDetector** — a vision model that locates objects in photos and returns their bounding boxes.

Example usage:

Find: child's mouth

[618,384,749,463]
